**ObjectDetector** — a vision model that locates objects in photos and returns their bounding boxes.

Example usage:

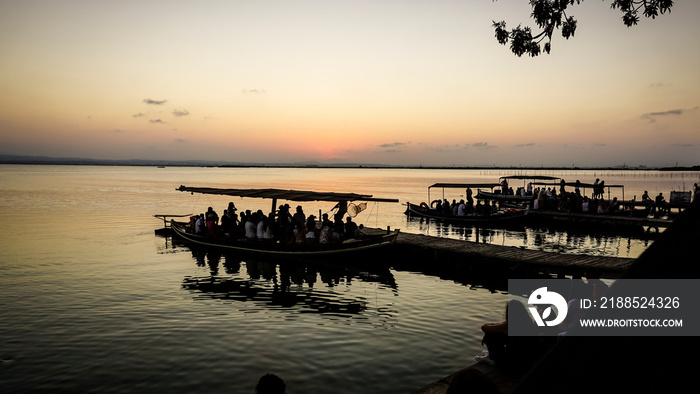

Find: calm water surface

[1,165,698,393]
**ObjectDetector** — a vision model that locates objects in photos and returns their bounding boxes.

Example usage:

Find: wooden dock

[525,210,673,229]
[391,231,635,280]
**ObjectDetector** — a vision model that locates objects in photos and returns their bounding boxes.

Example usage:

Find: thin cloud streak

[143,98,167,105]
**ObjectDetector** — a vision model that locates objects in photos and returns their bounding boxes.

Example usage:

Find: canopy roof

[499,175,561,181]
[428,183,501,190]
[176,185,399,203]
[530,182,624,189]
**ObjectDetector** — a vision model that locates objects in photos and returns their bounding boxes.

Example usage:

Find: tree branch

[494,0,674,57]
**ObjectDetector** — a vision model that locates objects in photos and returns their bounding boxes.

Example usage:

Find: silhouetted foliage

[494,0,674,57]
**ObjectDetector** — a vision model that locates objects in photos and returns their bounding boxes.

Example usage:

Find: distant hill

[0,154,696,170]
[0,154,390,168]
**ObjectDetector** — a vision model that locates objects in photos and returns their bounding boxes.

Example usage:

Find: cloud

[242,89,266,94]
[172,109,190,117]
[174,138,187,143]
[379,142,407,148]
[472,142,496,149]
[514,143,535,147]
[649,82,672,89]
[150,119,164,123]
[143,98,167,105]
[133,113,145,117]
[641,106,698,122]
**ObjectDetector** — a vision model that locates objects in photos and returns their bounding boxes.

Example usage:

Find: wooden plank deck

[526,210,672,228]
[392,231,635,278]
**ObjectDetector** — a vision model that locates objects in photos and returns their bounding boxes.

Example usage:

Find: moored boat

[159,186,400,257]
[475,175,562,205]
[404,182,528,226]
[404,201,527,225]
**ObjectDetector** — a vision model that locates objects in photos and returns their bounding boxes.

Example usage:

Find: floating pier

[391,231,635,280]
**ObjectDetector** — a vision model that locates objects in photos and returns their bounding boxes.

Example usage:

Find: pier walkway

[392,231,635,279]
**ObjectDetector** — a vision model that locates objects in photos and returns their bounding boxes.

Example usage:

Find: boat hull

[404,202,527,226]
[169,220,399,257]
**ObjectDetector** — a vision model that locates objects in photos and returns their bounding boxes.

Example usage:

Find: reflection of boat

[163,186,400,257]
[404,182,528,226]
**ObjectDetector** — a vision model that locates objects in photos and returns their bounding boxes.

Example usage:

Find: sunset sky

[1,0,698,167]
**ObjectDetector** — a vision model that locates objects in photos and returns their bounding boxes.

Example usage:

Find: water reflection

[163,237,400,326]
[404,216,659,259]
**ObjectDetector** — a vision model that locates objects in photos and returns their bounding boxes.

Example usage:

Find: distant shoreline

[0,156,698,172]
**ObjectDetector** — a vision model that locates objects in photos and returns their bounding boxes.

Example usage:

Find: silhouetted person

[255,373,286,394]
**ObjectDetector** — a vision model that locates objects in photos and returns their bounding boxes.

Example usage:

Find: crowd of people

[432,195,501,217]
[189,202,363,245]
[525,178,664,216]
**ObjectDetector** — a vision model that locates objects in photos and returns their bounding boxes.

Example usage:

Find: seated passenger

[457,199,466,216]
[257,215,269,239]
[319,223,332,244]
[332,218,345,241]
[244,213,258,239]
[609,197,620,212]
[305,215,318,243]
[292,221,306,244]
[195,214,205,235]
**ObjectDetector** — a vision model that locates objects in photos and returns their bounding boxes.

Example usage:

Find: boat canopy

[427,183,501,202]
[176,185,399,203]
[429,183,501,190]
[499,175,561,181]
[529,181,625,200]
[530,181,624,189]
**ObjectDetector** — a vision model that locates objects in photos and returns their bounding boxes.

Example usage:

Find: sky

[1,0,699,167]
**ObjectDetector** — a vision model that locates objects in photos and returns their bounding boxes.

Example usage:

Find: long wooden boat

[476,175,562,203]
[160,186,400,257]
[169,220,399,256]
[404,202,527,225]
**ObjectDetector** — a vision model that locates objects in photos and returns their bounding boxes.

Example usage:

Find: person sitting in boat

[305,215,318,243]
[596,199,606,214]
[245,212,258,239]
[457,199,467,216]
[332,217,345,242]
[581,197,590,213]
[344,216,359,239]
[434,199,442,212]
[443,199,451,215]
[194,213,205,235]
[257,212,271,240]
[292,220,306,244]
[609,197,620,213]
[642,190,651,202]
[482,201,492,216]
[318,222,332,244]
[321,213,333,229]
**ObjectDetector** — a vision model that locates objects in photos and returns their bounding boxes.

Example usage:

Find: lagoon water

[1,165,698,393]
